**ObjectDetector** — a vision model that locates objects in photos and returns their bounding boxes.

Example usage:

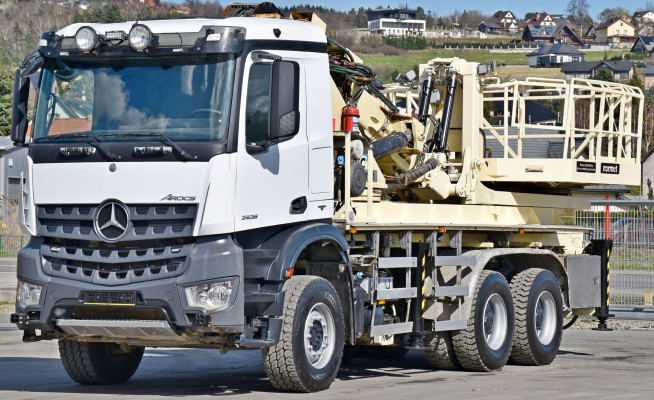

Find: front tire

[262,276,344,392]
[510,268,563,365]
[58,340,144,384]
[452,270,514,371]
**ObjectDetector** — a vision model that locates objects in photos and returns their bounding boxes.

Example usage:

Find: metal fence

[0,197,29,291]
[577,200,654,318]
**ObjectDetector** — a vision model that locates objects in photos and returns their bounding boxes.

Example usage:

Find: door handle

[290,196,307,215]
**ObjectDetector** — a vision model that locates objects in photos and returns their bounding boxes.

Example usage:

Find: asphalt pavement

[0,322,652,400]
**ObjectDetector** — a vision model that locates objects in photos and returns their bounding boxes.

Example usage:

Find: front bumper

[14,235,247,343]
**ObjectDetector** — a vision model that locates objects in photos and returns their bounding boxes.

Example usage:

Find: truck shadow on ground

[0,350,441,396]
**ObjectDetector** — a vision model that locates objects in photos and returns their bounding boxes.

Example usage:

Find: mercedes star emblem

[93,201,130,241]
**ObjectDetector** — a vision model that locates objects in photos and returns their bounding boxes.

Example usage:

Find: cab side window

[245,63,271,143]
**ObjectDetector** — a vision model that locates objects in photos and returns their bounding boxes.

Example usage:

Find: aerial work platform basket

[480,77,643,187]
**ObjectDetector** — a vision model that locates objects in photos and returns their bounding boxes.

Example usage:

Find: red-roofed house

[527,13,557,27]
[169,5,191,15]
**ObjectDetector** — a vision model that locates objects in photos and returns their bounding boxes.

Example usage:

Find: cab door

[234,51,309,232]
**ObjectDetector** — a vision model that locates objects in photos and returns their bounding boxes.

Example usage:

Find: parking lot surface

[0,323,652,399]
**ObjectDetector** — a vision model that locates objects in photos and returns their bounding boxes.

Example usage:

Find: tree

[565,0,591,25]
[0,68,13,136]
[595,67,616,82]
[648,178,653,200]
[629,72,644,89]
[598,7,631,23]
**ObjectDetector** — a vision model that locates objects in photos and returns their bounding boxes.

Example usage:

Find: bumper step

[56,319,182,339]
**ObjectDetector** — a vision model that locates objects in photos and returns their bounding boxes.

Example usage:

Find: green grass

[360,50,631,82]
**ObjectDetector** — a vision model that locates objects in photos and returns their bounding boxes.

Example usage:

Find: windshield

[33,54,236,142]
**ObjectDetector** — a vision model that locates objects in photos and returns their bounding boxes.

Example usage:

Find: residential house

[527,43,584,68]
[585,25,597,42]
[477,22,502,35]
[633,10,654,24]
[596,60,634,80]
[522,23,583,46]
[488,10,519,33]
[642,66,654,88]
[561,61,601,79]
[527,13,557,27]
[561,60,634,80]
[595,18,636,46]
[367,8,426,36]
[550,14,577,31]
[631,35,654,55]
[169,5,191,15]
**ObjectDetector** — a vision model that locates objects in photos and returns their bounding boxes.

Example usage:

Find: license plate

[82,291,137,306]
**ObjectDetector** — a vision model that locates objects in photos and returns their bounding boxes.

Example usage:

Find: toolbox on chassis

[9,2,637,393]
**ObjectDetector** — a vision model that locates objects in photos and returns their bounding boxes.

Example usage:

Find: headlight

[75,26,98,52]
[17,281,42,309]
[129,24,152,50]
[185,279,237,311]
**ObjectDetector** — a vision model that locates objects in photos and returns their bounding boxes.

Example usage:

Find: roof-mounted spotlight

[129,24,153,51]
[75,26,98,52]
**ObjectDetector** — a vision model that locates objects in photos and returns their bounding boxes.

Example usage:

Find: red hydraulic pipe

[605,196,610,239]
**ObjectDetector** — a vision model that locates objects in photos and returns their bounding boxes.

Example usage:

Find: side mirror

[269,60,300,140]
[21,49,44,78]
[11,69,30,144]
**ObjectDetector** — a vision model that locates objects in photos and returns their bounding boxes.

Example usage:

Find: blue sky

[264,1,652,21]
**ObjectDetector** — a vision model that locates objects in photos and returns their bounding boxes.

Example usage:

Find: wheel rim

[483,293,508,351]
[303,302,335,369]
[534,291,557,345]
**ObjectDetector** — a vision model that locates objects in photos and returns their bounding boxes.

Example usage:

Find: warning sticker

[576,161,596,173]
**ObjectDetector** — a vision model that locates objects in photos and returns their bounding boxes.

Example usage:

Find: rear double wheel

[510,268,563,365]
[262,276,344,392]
[452,270,515,371]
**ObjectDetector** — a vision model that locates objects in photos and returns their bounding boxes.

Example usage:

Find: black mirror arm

[246,142,269,154]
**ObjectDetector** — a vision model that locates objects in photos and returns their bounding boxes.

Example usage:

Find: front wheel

[510,268,563,365]
[262,276,344,392]
[59,340,144,384]
[452,270,514,371]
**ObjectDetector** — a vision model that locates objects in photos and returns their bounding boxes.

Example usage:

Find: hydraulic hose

[369,132,412,160]
[382,158,439,195]
[563,316,578,330]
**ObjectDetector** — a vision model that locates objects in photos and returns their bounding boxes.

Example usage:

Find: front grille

[37,204,197,241]
[37,203,197,285]
[42,240,191,286]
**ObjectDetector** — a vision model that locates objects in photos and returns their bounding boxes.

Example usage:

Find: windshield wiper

[109,132,198,160]
[36,133,120,160]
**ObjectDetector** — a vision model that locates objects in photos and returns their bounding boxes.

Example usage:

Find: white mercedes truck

[10,3,640,392]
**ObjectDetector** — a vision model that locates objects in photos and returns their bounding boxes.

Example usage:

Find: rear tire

[262,276,344,392]
[452,270,514,371]
[424,332,458,370]
[58,340,144,384]
[510,268,563,366]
